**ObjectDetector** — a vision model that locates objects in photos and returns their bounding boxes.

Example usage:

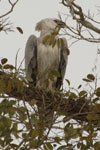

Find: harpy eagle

[25,18,69,90]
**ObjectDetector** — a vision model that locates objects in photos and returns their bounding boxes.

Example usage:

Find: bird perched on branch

[25,18,70,131]
[25,18,69,91]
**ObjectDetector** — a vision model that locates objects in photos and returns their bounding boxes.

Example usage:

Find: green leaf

[79,90,87,97]
[30,129,39,138]
[8,107,16,116]
[10,144,18,148]
[12,123,18,131]
[87,74,95,81]
[59,38,64,47]
[6,80,12,93]
[42,35,51,44]
[0,80,6,93]
[64,125,79,140]
[44,142,53,150]
[89,104,100,113]
[77,84,82,89]
[83,78,92,82]
[1,58,8,65]
[92,97,99,103]
[0,139,4,147]
[86,114,99,121]
[43,144,48,150]
[29,140,39,148]
[17,106,26,113]
[57,38,61,48]
[29,99,37,105]
[50,69,60,77]
[52,38,56,47]
[48,69,60,81]
[57,38,64,48]
[22,133,27,138]
[96,87,100,92]
[57,145,67,150]
[69,92,77,99]
[48,35,55,45]
[30,115,38,124]
[94,142,100,150]
[65,79,70,86]
[96,92,100,97]
[54,137,62,143]
[96,87,100,97]
[9,100,16,106]
[63,116,71,123]
[0,64,2,69]
[4,64,15,70]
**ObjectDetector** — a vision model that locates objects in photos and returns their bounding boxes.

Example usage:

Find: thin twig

[0,0,20,18]
[61,0,100,43]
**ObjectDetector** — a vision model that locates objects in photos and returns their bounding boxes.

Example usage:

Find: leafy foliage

[0,58,100,150]
[42,34,64,48]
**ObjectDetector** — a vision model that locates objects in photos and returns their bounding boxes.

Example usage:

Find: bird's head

[35,18,66,33]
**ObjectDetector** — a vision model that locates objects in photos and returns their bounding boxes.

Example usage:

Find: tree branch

[62,0,100,43]
[1,70,99,123]
[0,0,20,18]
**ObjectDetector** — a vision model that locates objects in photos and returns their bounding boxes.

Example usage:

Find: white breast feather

[37,38,60,88]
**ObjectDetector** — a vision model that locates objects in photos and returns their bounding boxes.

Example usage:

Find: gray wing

[25,35,37,83]
[56,38,69,89]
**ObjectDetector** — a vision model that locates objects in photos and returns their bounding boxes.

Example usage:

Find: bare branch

[0,17,14,33]
[62,0,100,43]
[0,0,20,18]
[0,0,20,33]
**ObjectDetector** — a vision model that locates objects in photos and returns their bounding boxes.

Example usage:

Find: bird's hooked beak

[54,19,66,28]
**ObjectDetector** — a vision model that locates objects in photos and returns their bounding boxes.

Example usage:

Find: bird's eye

[54,19,60,24]
[54,19,66,28]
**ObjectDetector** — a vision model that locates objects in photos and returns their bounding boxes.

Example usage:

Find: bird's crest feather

[35,21,42,31]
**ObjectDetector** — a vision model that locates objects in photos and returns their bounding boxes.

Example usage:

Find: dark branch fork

[0,0,20,32]
[0,0,20,18]
[62,0,100,43]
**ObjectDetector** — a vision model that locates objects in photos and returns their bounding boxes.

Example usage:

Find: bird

[25,18,69,91]
[25,18,70,131]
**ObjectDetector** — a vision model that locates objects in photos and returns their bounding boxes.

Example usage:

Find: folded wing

[56,38,69,89]
[25,35,37,84]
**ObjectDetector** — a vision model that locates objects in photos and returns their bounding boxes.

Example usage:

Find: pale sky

[0,0,100,88]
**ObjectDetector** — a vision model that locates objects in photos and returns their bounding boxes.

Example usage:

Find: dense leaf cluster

[0,58,100,150]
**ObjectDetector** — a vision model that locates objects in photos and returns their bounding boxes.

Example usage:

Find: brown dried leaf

[16,27,23,34]
[87,74,95,81]
[1,58,8,65]
[4,64,14,70]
